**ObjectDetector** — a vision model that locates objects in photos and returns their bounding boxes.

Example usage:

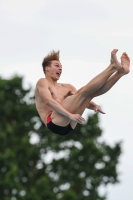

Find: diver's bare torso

[35,78,75,125]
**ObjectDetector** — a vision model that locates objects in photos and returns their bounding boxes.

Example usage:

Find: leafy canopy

[0,76,121,200]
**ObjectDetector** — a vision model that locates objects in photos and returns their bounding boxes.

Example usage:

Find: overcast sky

[0,0,133,199]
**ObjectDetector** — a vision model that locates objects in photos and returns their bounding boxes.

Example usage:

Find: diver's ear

[45,66,50,72]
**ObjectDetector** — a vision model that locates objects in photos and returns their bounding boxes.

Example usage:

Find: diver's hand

[94,105,105,114]
[69,113,86,124]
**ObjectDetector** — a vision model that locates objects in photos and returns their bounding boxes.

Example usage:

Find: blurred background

[0,0,133,199]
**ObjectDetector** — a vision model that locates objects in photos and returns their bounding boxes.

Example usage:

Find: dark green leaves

[0,76,121,200]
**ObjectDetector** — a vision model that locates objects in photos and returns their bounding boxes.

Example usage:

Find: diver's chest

[50,85,69,99]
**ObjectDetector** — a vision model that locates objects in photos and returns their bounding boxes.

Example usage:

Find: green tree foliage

[0,76,122,200]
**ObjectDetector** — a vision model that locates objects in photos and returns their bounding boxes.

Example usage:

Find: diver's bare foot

[121,52,130,74]
[110,49,122,70]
